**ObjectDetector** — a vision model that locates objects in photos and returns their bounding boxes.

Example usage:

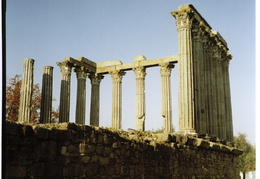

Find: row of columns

[56,59,174,133]
[172,4,233,141]
[57,62,103,126]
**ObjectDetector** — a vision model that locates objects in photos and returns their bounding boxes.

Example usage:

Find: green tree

[234,133,255,178]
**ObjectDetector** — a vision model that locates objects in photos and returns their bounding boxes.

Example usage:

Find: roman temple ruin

[18,4,234,142]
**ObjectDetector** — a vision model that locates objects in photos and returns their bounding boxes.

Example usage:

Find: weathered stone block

[96,145,105,155]
[28,163,45,177]
[74,163,85,176]
[85,163,99,176]
[81,156,91,163]
[103,134,113,145]
[99,157,110,165]
[35,127,49,140]
[68,144,79,156]
[23,125,35,136]
[45,163,62,177]
[156,133,173,142]
[6,166,27,177]
[6,121,24,136]
[91,155,100,163]
[176,134,188,145]
[63,165,74,177]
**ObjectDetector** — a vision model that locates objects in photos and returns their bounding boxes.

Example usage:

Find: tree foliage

[234,133,255,174]
[6,74,59,123]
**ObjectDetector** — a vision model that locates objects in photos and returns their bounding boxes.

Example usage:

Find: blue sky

[6,0,255,144]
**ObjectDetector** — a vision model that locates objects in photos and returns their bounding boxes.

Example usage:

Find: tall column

[203,39,216,135]
[89,73,104,126]
[210,44,219,137]
[18,58,34,123]
[160,62,174,133]
[57,62,72,123]
[40,66,53,123]
[133,66,146,131]
[214,47,226,140]
[110,70,126,129]
[222,55,233,142]
[75,66,88,125]
[172,9,196,133]
[192,25,207,134]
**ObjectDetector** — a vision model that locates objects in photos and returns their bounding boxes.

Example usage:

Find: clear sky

[6,0,255,144]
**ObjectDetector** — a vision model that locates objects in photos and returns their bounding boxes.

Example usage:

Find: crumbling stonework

[5,121,242,178]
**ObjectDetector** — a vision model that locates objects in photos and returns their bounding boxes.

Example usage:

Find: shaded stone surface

[40,66,53,123]
[5,121,242,178]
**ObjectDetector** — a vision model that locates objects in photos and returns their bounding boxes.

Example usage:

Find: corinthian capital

[74,66,88,79]
[133,67,146,79]
[57,62,73,76]
[89,73,104,85]
[159,62,175,77]
[171,9,194,29]
[109,70,126,83]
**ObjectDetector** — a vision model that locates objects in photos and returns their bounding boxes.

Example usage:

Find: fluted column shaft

[58,62,72,123]
[110,70,125,129]
[40,66,53,123]
[133,67,146,131]
[222,57,233,142]
[160,63,174,133]
[214,48,226,140]
[89,73,104,126]
[210,46,219,136]
[193,29,207,134]
[18,58,34,123]
[203,38,211,135]
[75,66,88,125]
[173,11,196,133]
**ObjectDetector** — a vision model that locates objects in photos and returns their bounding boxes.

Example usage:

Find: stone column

[89,73,104,126]
[75,66,88,125]
[133,66,146,131]
[214,47,226,140]
[160,62,174,133]
[203,35,213,135]
[110,70,126,129]
[40,66,53,123]
[222,55,233,142]
[57,62,73,123]
[172,8,196,133]
[209,44,218,137]
[192,25,207,134]
[18,58,34,123]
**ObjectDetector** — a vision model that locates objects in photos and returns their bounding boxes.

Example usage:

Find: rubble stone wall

[5,121,241,178]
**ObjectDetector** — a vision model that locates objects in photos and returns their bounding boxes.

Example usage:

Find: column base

[177,130,197,137]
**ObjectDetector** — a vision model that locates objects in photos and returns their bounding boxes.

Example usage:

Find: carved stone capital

[57,62,73,76]
[159,63,175,77]
[172,9,194,29]
[133,67,146,79]
[89,73,104,85]
[109,70,126,83]
[213,47,222,60]
[74,66,88,79]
